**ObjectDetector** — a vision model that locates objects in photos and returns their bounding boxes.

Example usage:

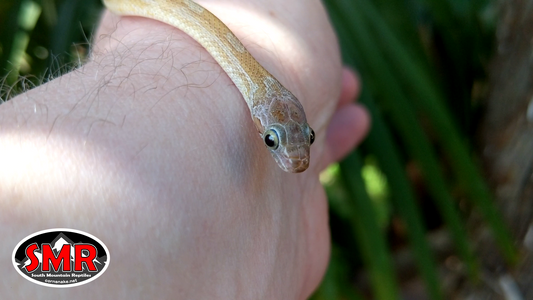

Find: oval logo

[12,228,110,288]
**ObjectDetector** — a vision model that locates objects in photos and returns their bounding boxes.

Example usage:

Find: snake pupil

[265,134,276,147]
[310,129,315,145]
[264,129,279,150]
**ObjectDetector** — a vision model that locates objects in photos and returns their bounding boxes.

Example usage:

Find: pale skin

[0,0,369,299]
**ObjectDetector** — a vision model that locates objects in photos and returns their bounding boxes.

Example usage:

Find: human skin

[0,0,369,299]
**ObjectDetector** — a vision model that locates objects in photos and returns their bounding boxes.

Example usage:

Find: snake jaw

[257,119,313,173]
[268,125,312,173]
[270,145,310,173]
[254,100,313,172]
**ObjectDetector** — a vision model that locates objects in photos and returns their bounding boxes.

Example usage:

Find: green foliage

[0,0,517,299]
[0,0,101,99]
[314,0,517,299]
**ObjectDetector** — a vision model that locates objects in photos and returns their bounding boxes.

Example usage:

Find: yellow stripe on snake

[103,0,315,172]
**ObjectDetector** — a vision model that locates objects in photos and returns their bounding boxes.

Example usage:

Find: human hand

[0,0,369,299]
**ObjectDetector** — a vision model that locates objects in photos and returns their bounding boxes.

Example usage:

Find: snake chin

[271,146,310,173]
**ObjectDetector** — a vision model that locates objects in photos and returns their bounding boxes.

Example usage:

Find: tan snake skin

[103,0,314,172]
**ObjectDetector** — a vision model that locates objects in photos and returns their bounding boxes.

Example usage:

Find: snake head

[253,92,314,173]
[262,123,315,173]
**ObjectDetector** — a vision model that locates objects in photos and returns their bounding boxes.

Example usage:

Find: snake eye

[310,128,315,145]
[264,129,279,150]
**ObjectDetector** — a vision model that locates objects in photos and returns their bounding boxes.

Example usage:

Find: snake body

[103,0,314,172]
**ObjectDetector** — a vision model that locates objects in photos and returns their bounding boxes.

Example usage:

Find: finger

[318,103,370,171]
[337,67,361,108]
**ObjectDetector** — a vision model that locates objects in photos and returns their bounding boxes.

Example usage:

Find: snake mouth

[289,159,309,173]
[280,154,309,173]
[285,146,310,173]
[271,152,310,173]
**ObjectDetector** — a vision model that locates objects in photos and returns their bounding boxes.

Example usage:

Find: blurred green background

[0,0,518,299]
